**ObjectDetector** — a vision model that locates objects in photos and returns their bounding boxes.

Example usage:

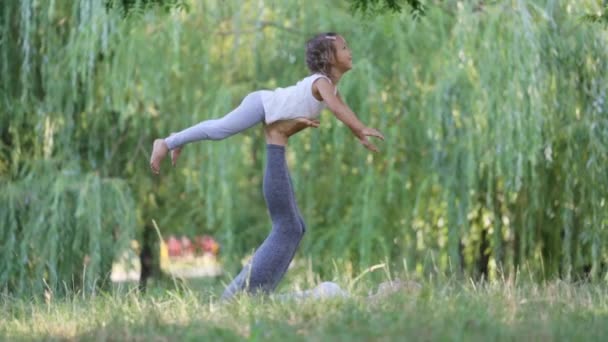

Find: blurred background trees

[1,0,607,296]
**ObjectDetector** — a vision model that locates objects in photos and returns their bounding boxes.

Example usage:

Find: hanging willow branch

[581,6,608,27]
[348,0,425,17]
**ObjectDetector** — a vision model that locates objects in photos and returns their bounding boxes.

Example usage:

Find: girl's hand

[357,127,385,153]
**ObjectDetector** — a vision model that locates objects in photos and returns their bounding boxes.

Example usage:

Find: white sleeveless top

[261,74,335,124]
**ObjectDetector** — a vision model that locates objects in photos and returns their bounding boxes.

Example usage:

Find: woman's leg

[164,91,266,150]
[286,173,307,233]
[221,144,305,299]
[221,118,318,299]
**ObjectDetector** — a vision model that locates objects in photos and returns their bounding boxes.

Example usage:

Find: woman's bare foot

[150,139,169,174]
[264,118,320,145]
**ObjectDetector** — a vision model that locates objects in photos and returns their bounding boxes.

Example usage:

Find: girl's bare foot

[150,139,169,174]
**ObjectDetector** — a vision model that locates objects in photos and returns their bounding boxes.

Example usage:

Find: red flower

[167,235,181,257]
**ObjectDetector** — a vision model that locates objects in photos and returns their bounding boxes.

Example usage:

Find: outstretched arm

[314,78,384,152]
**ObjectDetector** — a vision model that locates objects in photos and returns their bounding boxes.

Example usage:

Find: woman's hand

[264,118,320,145]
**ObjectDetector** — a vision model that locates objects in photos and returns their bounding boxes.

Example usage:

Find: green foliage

[347,0,425,17]
[581,5,608,26]
[0,0,139,296]
[1,0,608,298]
[348,0,407,12]
[105,0,191,14]
[0,164,135,296]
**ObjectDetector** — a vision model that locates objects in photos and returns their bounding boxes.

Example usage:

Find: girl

[149,32,384,174]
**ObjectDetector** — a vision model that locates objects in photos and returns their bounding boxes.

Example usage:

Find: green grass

[2,273,608,341]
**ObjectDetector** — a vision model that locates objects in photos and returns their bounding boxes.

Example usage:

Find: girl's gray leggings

[164,91,267,150]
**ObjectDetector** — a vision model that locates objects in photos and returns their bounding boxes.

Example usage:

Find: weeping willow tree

[1,0,607,297]
[0,1,140,296]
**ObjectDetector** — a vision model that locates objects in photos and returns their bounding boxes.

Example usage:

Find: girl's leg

[221,144,305,299]
[164,91,266,150]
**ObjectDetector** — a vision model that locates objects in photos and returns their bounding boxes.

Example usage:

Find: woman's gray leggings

[164,91,266,150]
[221,144,306,299]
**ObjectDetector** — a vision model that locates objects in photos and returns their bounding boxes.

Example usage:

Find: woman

[221,118,320,299]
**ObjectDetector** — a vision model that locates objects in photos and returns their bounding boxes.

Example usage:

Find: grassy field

[2,270,608,341]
